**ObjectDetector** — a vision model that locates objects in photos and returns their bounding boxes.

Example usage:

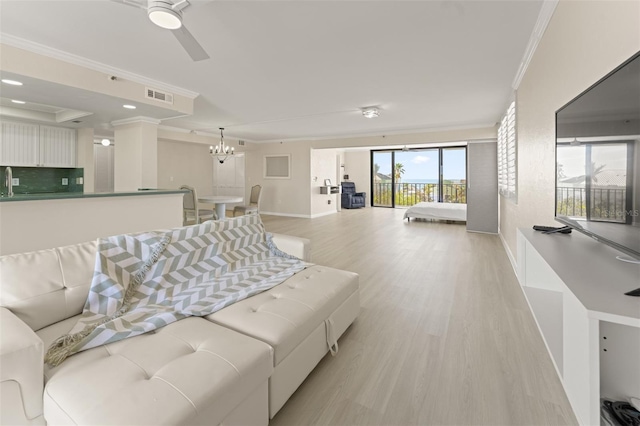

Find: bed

[403,202,467,222]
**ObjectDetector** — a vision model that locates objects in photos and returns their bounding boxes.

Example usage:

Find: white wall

[245,142,311,217]
[244,126,495,217]
[308,126,496,150]
[0,44,194,115]
[310,148,338,217]
[157,139,214,197]
[500,0,640,258]
[76,128,94,192]
[344,150,371,206]
[157,128,250,202]
[113,121,158,191]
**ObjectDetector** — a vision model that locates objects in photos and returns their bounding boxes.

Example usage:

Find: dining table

[198,195,243,220]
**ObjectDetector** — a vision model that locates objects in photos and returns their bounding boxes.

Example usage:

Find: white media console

[516,228,640,425]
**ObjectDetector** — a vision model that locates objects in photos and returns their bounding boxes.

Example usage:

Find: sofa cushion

[42,317,273,426]
[36,315,93,383]
[0,308,45,424]
[206,266,358,365]
[0,242,96,331]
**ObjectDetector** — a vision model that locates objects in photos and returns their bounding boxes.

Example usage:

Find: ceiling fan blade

[172,25,210,62]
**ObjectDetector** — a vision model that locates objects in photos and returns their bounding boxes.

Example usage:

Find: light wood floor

[261,207,578,426]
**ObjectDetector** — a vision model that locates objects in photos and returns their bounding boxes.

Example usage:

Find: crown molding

[157,124,194,134]
[254,121,497,144]
[512,0,559,90]
[0,33,200,99]
[111,116,162,127]
[467,139,497,144]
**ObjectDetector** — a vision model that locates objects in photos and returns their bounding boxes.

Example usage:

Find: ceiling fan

[113,0,210,62]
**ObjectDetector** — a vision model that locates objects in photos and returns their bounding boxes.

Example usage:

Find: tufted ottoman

[38,317,273,426]
[206,265,360,417]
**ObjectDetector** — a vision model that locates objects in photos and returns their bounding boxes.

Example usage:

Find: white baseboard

[499,231,518,277]
[466,229,498,235]
[260,211,311,219]
[260,210,337,219]
[310,210,337,219]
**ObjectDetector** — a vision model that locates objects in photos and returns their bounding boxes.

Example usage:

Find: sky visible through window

[374,149,466,183]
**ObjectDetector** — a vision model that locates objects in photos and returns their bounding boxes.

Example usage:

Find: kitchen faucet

[4,166,14,197]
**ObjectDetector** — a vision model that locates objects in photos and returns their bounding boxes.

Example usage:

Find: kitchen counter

[0,189,186,203]
[0,190,185,255]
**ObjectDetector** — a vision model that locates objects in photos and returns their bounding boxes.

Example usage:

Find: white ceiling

[0,0,544,142]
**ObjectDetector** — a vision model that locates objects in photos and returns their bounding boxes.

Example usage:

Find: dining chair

[180,185,217,225]
[233,185,262,217]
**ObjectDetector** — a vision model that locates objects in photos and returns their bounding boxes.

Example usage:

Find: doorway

[94,143,114,193]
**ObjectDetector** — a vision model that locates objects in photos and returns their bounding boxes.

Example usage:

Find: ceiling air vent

[145,87,174,105]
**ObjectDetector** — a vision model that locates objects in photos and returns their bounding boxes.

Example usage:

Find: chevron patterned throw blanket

[45,214,308,366]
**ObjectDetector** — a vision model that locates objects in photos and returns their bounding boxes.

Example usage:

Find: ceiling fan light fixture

[362,107,379,119]
[1,79,23,86]
[148,2,182,30]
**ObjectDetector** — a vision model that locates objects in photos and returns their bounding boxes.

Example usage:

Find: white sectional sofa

[0,228,359,426]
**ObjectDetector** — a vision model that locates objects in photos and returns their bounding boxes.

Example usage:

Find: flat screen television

[555,51,640,260]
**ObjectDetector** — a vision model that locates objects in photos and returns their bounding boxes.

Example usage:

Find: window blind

[498,101,517,200]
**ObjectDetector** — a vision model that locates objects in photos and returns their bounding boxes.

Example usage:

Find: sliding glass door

[395,149,439,205]
[372,151,393,207]
[442,148,467,203]
[371,147,466,208]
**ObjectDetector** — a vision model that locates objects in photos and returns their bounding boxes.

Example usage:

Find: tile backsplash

[0,166,84,195]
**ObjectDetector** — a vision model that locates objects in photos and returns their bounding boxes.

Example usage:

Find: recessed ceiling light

[1,79,23,86]
[362,107,380,118]
[11,100,26,104]
[123,104,136,109]
[101,139,111,146]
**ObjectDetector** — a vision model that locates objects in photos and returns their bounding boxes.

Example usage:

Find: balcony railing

[556,186,627,222]
[373,182,467,207]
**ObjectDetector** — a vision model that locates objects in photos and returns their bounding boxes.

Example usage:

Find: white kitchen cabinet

[39,125,77,167]
[0,121,39,166]
[0,120,77,167]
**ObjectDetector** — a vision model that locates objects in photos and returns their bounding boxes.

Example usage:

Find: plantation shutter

[498,101,517,200]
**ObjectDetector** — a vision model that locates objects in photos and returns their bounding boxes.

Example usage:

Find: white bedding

[403,202,467,222]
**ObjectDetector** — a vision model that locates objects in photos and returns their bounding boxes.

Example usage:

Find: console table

[516,228,640,425]
[319,185,340,194]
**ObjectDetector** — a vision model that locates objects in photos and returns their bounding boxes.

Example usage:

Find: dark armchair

[341,182,366,209]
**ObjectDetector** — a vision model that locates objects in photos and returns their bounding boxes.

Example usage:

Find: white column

[76,128,95,192]
[112,117,160,191]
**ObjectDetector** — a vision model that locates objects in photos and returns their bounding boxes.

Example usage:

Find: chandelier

[209,127,234,164]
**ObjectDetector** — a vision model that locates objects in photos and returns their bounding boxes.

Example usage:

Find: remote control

[532,225,572,234]
[625,287,640,297]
